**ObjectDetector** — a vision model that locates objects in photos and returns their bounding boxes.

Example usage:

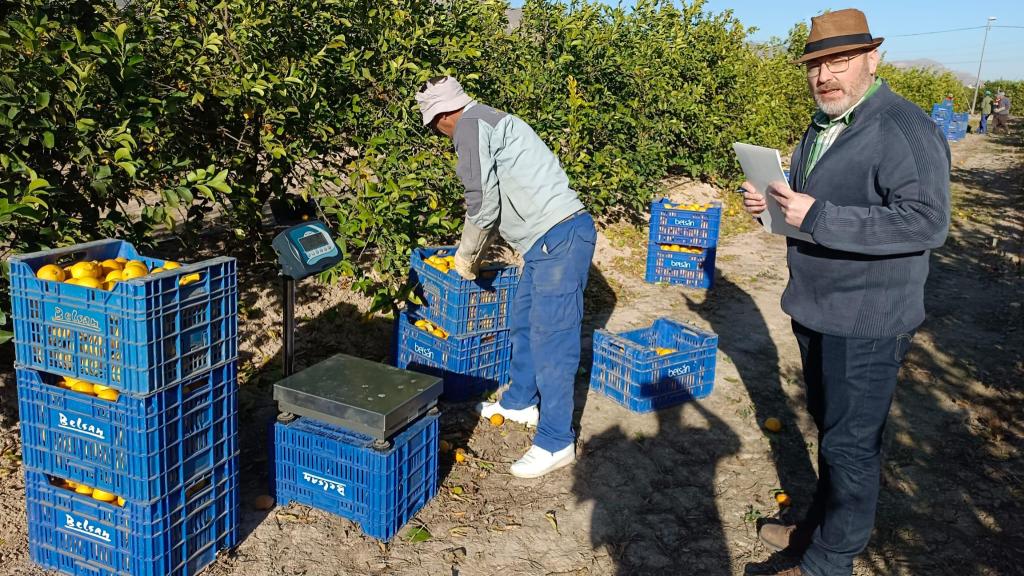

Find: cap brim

[795,38,884,64]
[419,94,474,126]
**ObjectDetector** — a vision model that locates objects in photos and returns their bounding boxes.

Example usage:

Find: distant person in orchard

[741,9,950,576]
[991,90,1011,134]
[415,76,596,479]
[980,90,992,134]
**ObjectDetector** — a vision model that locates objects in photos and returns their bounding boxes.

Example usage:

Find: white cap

[415,76,474,126]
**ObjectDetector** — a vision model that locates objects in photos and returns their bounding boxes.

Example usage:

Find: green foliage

[878,62,971,112]
[0,0,821,328]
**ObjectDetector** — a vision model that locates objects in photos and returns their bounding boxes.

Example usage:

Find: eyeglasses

[805,52,866,77]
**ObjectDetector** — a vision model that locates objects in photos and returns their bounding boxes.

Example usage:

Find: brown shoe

[757,522,814,556]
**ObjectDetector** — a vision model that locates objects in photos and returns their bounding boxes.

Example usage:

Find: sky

[507,1,1024,80]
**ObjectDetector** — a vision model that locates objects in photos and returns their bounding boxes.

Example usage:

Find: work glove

[453,219,497,280]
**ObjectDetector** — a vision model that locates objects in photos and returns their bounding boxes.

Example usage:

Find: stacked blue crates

[645,200,721,288]
[8,239,239,576]
[395,246,520,401]
[590,318,719,413]
[931,102,967,141]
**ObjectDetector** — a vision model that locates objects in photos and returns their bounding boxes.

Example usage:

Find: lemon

[764,417,783,433]
[150,267,166,274]
[96,389,120,402]
[70,381,95,395]
[163,261,181,270]
[431,328,448,339]
[99,259,123,274]
[655,347,676,356]
[454,448,467,463]
[116,496,126,507]
[489,414,504,426]
[74,276,102,289]
[36,264,66,282]
[75,484,94,496]
[69,261,100,279]
[414,319,429,329]
[104,270,123,283]
[65,480,79,490]
[121,266,147,280]
[115,256,128,263]
[125,260,149,272]
[179,273,201,286]
[91,489,116,503]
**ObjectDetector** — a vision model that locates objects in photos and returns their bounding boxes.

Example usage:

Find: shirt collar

[813,78,883,129]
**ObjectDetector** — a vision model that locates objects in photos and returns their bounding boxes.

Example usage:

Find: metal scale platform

[269,220,441,444]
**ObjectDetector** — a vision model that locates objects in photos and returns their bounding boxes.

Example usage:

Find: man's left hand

[768,180,816,228]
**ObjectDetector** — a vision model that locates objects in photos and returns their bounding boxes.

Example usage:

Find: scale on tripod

[269,220,442,447]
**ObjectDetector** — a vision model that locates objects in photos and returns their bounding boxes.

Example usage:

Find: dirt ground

[1,123,1021,576]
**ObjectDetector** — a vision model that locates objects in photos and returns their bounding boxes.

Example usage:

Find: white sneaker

[509,444,575,478]
[476,401,539,427]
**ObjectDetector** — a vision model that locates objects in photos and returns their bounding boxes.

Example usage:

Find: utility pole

[970,16,997,115]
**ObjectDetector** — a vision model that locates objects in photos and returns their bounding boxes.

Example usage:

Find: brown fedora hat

[797,8,884,64]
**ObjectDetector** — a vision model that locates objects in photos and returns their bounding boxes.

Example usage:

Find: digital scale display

[272,220,343,280]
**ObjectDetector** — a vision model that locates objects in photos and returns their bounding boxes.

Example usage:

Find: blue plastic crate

[644,245,716,289]
[407,246,520,336]
[9,239,238,395]
[25,459,237,576]
[648,200,722,248]
[394,310,510,401]
[590,318,718,413]
[18,364,238,503]
[274,413,439,541]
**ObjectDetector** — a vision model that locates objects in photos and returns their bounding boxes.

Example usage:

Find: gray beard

[816,73,875,118]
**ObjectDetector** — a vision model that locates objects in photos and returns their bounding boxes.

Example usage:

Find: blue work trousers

[500,212,596,452]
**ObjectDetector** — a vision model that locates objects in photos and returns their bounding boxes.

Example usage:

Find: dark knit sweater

[783,82,951,338]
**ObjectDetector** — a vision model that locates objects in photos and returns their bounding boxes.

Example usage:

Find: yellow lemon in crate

[69,261,100,279]
[121,265,147,280]
[150,267,166,274]
[179,273,201,286]
[74,484,94,496]
[655,347,676,356]
[125,260,149,272]
[70,380,95,395]
[36,264,66,282]
[114,256,128,264]
[96,388,120,402]
[431,328,448,340]
[99,259,123,274]
[65,480,79,490]
[163,261,181,270]
[91,489,117,503]
[72,277,102,289]
[116,496,126,507]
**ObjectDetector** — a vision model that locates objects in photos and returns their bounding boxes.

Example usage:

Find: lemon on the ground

[454,448,467,463]
[764,417,783,433]
[91,489,116,503]
[36,264,66,282]
[775,492,791,506]
[489,414,504,427]
[69,261,100,279]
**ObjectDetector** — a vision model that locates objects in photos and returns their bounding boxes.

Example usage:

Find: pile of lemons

[424,254,457,274]
[664,203,713,211]
[413,318,449,340]
[659,244,703,254]
[58,376,120,402]
[35,257,200,289]
[53,478,126,507]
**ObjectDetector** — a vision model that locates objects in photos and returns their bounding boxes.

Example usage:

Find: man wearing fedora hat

[741,9,950,576]
[415,76,596,479]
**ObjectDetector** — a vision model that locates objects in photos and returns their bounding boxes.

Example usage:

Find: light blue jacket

[453,102,584,253]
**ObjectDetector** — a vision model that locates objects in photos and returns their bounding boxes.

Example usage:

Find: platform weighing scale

[270,221,442,448]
